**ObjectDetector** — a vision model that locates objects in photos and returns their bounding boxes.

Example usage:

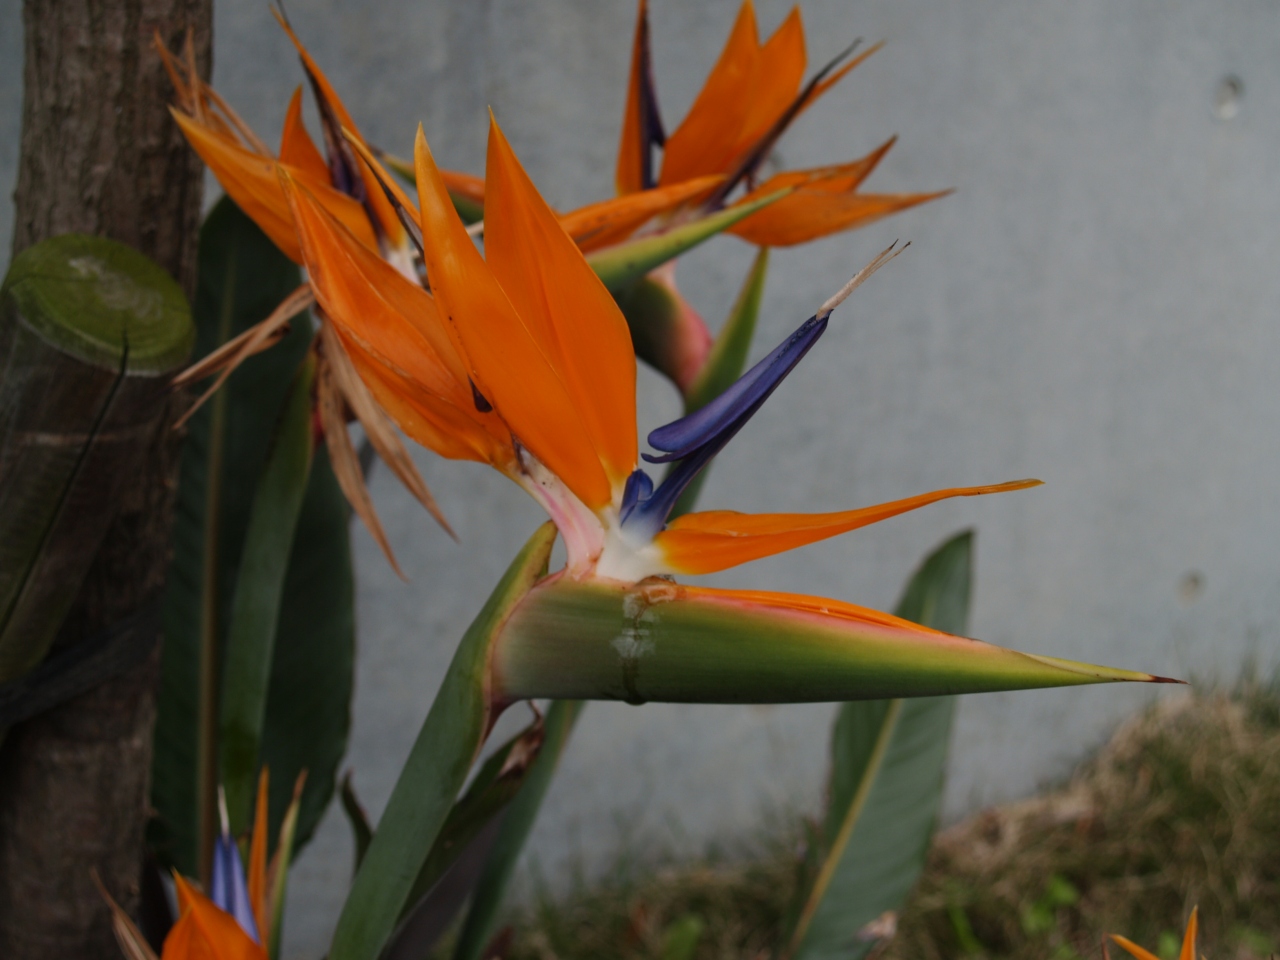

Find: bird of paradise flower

[294,112,1176,960]
[101,773,303,960]
[279,109,1172,703]
[605,0,952,396]
[156,10,795,568]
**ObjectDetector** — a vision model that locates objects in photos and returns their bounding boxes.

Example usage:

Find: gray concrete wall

[4,1,1279,956]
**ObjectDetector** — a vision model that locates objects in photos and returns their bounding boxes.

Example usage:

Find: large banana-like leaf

[787,530,971,960]
[328,523,557,960]
[451,699,583,960]
[380,719,549,960]
[219,355,317,835]
[151,198,354,878]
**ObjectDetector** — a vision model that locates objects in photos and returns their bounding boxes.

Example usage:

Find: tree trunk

[0,1,211,957]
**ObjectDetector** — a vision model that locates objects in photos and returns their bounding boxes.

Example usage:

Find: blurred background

[3,0,1278,955]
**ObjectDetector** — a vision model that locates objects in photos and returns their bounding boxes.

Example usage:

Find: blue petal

[645,311,828,463]
[620,308,832,540]
[620,468,655,523]
[211,831,261,944]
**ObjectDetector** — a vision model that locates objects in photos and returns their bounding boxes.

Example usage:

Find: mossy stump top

[3,234,193,375]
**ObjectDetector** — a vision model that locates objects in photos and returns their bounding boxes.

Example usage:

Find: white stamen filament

[818,239,910,316]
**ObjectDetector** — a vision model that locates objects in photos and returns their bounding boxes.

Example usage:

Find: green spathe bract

[586,189,787,294]
[492,577,1163,705]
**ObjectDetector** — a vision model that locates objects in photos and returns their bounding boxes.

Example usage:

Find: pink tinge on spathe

[647,261,712,395]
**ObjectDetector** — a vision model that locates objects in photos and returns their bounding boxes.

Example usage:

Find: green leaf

[493,573,1166,706]
[587,190,787,294]
[668,246,769,517]
[268,774,307,960]
[150,197,353,878]
[259,440,355,851]
[451,699,583,960]
[788,531,972,960]
[328,523,557,960]
[381,719,548,959]
[340,774,374,875]
[660,915,705,960]
[219,355,317,834]
[396,718,547,925]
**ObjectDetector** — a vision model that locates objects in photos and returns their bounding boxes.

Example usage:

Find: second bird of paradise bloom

[278,109,1176,702]
[104,773,303,960]
[158,9,795,565]
[604,0,952,398]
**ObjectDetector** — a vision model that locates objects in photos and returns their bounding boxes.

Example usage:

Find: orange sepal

[731,188,951,247]
[733,6,807,159]
[342,333,513,466]
[164,874,267,960]
[659,0,760,185]
[484,117,639,496]
[656,480,1042,575]
[1178,908,1199,960]
[272,10,405,251]
[172,109,377,262]
[560,175,724,253]
[246,770,270,944]
[1108,937,1161,960]
[282,170,508,465]
[279,87,330,183]
[617,0,651,195]
[414,124,615,508]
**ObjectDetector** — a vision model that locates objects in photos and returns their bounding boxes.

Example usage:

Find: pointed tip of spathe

[1023,652,1183,686]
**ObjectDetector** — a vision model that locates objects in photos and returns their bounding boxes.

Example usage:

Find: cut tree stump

[0,0,210,956]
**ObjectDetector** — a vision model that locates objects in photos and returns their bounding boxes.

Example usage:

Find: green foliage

[400,717,550,928]
[151,198,354,875]
[660,915,705,960]
[883,684,1280,960]
[219,356,318,834]
[329,523,557,960]
[452,700,583,960]
[786,532,971,960]
[340,774,374,875]
[1019,875,1079,936]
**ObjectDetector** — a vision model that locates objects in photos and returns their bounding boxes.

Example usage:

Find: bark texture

[0,1,211,957]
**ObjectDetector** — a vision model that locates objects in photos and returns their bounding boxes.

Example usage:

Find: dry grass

[501,684,1280,960]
